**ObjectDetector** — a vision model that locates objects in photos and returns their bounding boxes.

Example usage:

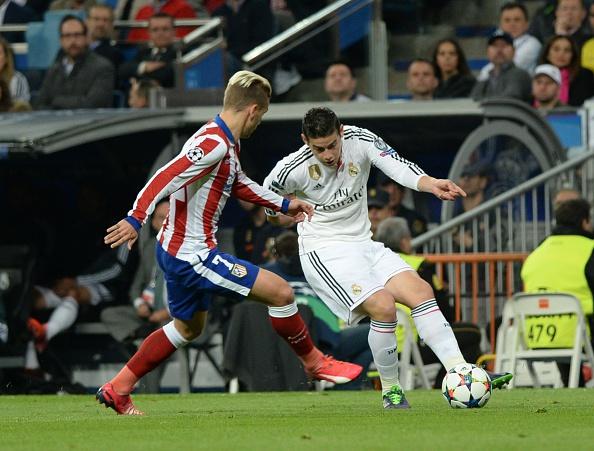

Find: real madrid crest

[308,164,321,180]
[351,283,362,296]
[348,162,359,177]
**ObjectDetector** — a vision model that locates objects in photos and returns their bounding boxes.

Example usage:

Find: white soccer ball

[441,363,492,408]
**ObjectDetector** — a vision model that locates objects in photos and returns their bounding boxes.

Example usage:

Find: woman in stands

[0,78,31,112]
[0,36,31,103]
[539,35,594,106]
[432,38,475,99]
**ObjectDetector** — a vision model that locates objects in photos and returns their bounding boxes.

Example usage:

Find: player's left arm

[367,132,465,201]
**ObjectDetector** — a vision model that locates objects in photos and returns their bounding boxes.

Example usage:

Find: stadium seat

[495,293,594,388]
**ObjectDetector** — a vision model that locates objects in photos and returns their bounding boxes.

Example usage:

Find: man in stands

[35,15,114,109]
[532,63,565,113]
[127,0,196,42]
[471,30,532,102]
[87,4,123,75]
[406,58,438,101]
[324,60,370,102]
[530,0,591,48]
[119,13,177,88]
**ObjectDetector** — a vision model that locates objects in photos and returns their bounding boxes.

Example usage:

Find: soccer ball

[441,363,492,408]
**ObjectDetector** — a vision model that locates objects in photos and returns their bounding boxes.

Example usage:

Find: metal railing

[242,0,387,100]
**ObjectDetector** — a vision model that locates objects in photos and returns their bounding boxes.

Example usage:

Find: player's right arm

[105,134,227,249]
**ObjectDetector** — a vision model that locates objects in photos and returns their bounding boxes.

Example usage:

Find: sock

[368,320,399,394]
[45,297,78,341]
[111,321,188,395]
[411,299,465,371]
[268,303,323,370]
[24,341,40,370]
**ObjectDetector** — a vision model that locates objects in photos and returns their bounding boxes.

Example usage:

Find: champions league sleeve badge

[187,147,204,163]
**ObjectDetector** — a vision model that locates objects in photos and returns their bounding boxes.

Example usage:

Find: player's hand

[286,198,314,223]
[419,176,466,201]
[105,219,138,250]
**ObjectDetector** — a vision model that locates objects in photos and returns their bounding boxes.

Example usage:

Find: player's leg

[355,290,409,409]
[249,268,363,383]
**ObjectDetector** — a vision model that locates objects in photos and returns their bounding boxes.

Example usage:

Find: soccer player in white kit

[264,107,512,408]
[96,75,362,415]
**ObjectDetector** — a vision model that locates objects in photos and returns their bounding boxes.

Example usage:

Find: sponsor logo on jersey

[312,183,324,190]
[231,264,247,278]
[351,283,362,296]
[348,162,359,177]
[308,164,321,180]
[379,148,397,157]
[316,185,364,211]
[187,147,204,162]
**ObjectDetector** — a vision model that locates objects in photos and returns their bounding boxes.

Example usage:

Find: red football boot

[307,355,363,384]
[96,382,144,416]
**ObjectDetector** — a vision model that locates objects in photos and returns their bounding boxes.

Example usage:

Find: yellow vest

[520,234,594,348]
[581,38,594,73]
[395,254,425,345]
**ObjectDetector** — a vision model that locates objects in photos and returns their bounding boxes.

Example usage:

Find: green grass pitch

[1,389,594,450]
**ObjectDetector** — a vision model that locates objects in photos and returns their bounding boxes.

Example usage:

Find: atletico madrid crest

[231,264,247,278]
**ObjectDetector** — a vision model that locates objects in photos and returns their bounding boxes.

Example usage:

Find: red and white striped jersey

[127,115,287,261]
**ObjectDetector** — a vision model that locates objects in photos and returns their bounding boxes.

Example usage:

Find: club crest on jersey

[231,264,247,278]
[308,164,321,180]
[348,162,359,177]
[351,284,362,296]
[187,147,204,163]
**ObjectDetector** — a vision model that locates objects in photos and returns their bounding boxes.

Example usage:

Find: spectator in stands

[530,0,591,49]
[49,0,96,12]
[35,15,115,109]
[406,58,438,101]
[377,173,428,238]
[128,77,160,108]
[233,199,282,265]
[367,188,392,238]
[0,77,31,111]
[480,2,541,78]
[119,12,177,88]
[324,60,370,102]
[87,4,123,74]
[539,34,594,106]
[580,1,594,71]
[0,0,36,43]
[0,35,30,102]
[471,31,532,103]
[521,198,594,385]
[553,186,581,209]
[432,38,475,99]
[212,0,275,79]
[127,0,197,42]
[100,201,170,393]
[433,38,475,99]
[532,63,565,112]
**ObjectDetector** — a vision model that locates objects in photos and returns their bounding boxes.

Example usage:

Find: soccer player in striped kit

[97,72,362,415]
[264,107,512,409]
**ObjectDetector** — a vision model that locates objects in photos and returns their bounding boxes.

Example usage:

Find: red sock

[111,328,176,395]
[269,313,323,368]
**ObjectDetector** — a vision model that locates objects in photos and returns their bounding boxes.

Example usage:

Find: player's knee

[271,283,294,307]
[365,292,396,322]
[415,278,435,302]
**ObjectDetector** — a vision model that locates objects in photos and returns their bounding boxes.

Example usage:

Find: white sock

[25,341,40,370]
[163,321,190,349]
[267,302,298,318]
[45,297,79,341]
[411,299,465,371]
[368,320,399,394]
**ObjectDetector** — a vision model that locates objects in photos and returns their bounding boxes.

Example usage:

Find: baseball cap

[367,188,389,208]
[533,64,561,85]
[487,30,514,46]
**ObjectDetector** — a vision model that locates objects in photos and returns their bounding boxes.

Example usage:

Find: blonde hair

[223,70,271,111]
[0,36,15,84]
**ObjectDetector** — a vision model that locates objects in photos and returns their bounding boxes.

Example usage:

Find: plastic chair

[496,292,594,388]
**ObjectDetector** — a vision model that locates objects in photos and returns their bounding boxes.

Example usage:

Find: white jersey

[264,126,426,253]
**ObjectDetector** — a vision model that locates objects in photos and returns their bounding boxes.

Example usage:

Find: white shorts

[300,240,413,325]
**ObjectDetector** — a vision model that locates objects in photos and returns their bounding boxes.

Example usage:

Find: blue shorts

[156,243,260,320]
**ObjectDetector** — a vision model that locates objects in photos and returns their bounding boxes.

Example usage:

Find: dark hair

[0,77,13,111]
[326,59,355,78]
[555,198,591,228]
[432,38,471,79]
[134,78,160,99]
[500,2,529,20]
[408,58,437,77]
[150,12,174,23]
[302,107,341,139]
[539,34,580,80]
[273,231,299,259]
[556,0,587,11]
[60,14,87,35]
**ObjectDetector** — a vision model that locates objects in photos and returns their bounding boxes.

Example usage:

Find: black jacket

[118,45,176,88]
[434,73,476,99]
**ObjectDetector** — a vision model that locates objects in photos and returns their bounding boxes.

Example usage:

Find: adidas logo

[312,183,324,190]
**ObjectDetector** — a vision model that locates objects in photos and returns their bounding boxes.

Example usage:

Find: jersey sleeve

[127,135,227,228]
[232,169,289,214]
[262,158,298,216]
[363,130,426,191]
